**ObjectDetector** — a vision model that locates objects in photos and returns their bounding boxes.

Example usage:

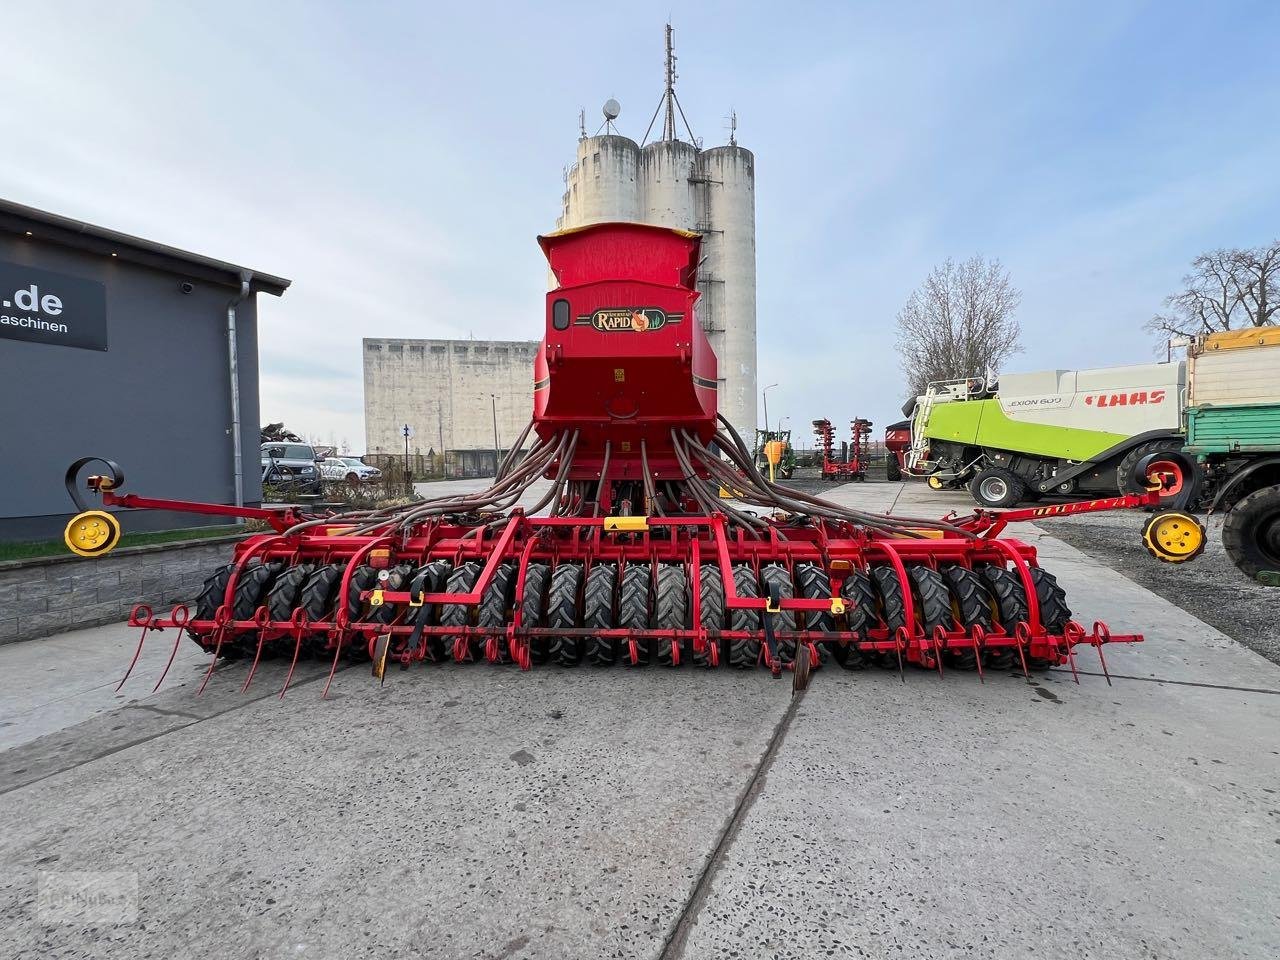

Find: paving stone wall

[0,536,245,645]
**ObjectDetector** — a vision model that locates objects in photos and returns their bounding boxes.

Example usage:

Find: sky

[5,1,1278,448]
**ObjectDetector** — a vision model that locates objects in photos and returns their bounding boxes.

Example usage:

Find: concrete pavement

[1,480,1277,959]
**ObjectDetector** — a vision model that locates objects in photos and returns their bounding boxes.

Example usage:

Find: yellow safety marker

[603,516,649,532]
[829,597,846,616]
[65,510,122,557]
[927,475,945,490]
[1141,511,1206,563]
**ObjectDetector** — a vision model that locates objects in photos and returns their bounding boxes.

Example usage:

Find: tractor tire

[477,562,517,664]
[759,563,796,663]
[908,567,953,663]
[887,457,903,482]
[343,564,380,622]
[547,564,584,666]
[795,562,836,666]
[518,563,551,665]
[189,564,233,647]
[980,565,1029,671]
[1028,566,1071,670]
[969,467,1026,508]
[655,564,691,666]
[835,569,876,670]
[618,564,652,667]
[583,563,619,666]
[439,562,481,661]
[728,565,762,669]
[1222,485,1280,583]
[406,560,451,663]
[695,564,725,667]
[229,560,278,658]
[870,564,907,668]
[941,565,992,670]
[1116,438,1185,500]
[298,563,345,657]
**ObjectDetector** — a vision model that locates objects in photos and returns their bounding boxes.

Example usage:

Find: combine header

[63,222,1199,696]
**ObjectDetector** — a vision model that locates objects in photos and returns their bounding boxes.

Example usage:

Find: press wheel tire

[618,565,652,666]
[519,563,551,664]
[835,569,875,670]
[189,564,233,647]
[942,566,992,670]
[909,566,953,658]
[477,562,517,664]
[298,563,345,657]
[1222,485,1280,583]
[795,562,836,666]
[406,561,452,662]
[547,564,584,666]
[728,565,762,669]
[439,562,481,661]
[1116,438,1184,498]
[759,563,796,663]
[582,563,619,666]
[655,564,691,666]
[266,563,315,624]
[228,560,278,658]
[980,565,1031,670]
[870,564,907,668]
[695,564,725,667]
[969,467,1026,508]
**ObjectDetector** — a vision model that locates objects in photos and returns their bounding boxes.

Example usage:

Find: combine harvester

[62,223,1198,695]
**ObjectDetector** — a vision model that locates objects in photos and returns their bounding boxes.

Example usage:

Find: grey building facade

[0,200,289,540]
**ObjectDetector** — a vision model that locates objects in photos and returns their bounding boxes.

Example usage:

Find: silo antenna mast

[641,23,697,145]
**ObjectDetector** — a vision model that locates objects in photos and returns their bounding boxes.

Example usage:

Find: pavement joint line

[0,669,330,798]
[658,685,805,960]
[1046,668,1280,696]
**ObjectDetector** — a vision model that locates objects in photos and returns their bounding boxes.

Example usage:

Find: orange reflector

[829,559,853,571]
[369,548,392,569]
[905,528,945,539]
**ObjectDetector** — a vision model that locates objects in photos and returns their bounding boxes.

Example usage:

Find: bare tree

[1148,240,1279,339]
[895,256,1022,399]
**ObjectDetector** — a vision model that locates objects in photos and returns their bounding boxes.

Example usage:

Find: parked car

[261,442,323,495]
[321,457,383,485]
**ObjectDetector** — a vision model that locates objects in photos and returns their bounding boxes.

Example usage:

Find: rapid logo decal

[575,308,682,332]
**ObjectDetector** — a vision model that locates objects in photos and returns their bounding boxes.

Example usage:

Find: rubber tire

[229,560,278,658]
[941,566,992,670]
[407,560,452,662]
[654,564,690,666]
[695,564,724,667]
[583,563,619,666]
[547,564,584,666]
[887,457,902,482]
[835,569,875,670]
[969,467,1026,508]
[518,563,551,665]
[979,565,1028,671]
[477,562,517,664]
[618,565,651,667]
[298,563,344,657]
[909,564,952,642]
[728,565,761,669]
[189,564,233,648]
[759,564,796,663]
[439,562,481,661]
[266,562,314,624]
[1116,438,1184,498]
[1222,485,1280,582]
[870,564,907,668]
[1027,566,1071,670]
[795,562,836,666]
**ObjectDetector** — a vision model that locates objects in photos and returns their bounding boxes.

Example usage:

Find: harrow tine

[195,607,232,696]
[1061,622,1084,684]
[970,624,986,684]
[894,626,907,684]
[322,632,344,700]
[147,605,191,694]
[279,609,310,699]
[1091,621,1113,686]
[1013,622,1032,683]
[240,608,273,693]
[931,626,946,679]
[118,605,155,692]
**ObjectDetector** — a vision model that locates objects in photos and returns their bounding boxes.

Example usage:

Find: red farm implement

[63,222,1204,696]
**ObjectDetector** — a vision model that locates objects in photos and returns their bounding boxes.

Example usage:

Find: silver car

[321,456,382,485]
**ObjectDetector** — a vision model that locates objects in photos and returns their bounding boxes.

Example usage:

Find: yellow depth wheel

[927,475,945,490]
[1141,511,1206,564]
[64,510,122,557]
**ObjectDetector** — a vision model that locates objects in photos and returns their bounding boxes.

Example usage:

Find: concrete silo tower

[555,24,758,438]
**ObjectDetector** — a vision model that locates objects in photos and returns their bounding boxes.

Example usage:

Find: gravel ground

[1047,510,1280,666]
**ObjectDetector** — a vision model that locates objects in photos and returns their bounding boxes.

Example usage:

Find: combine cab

[64,222,1198,696]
